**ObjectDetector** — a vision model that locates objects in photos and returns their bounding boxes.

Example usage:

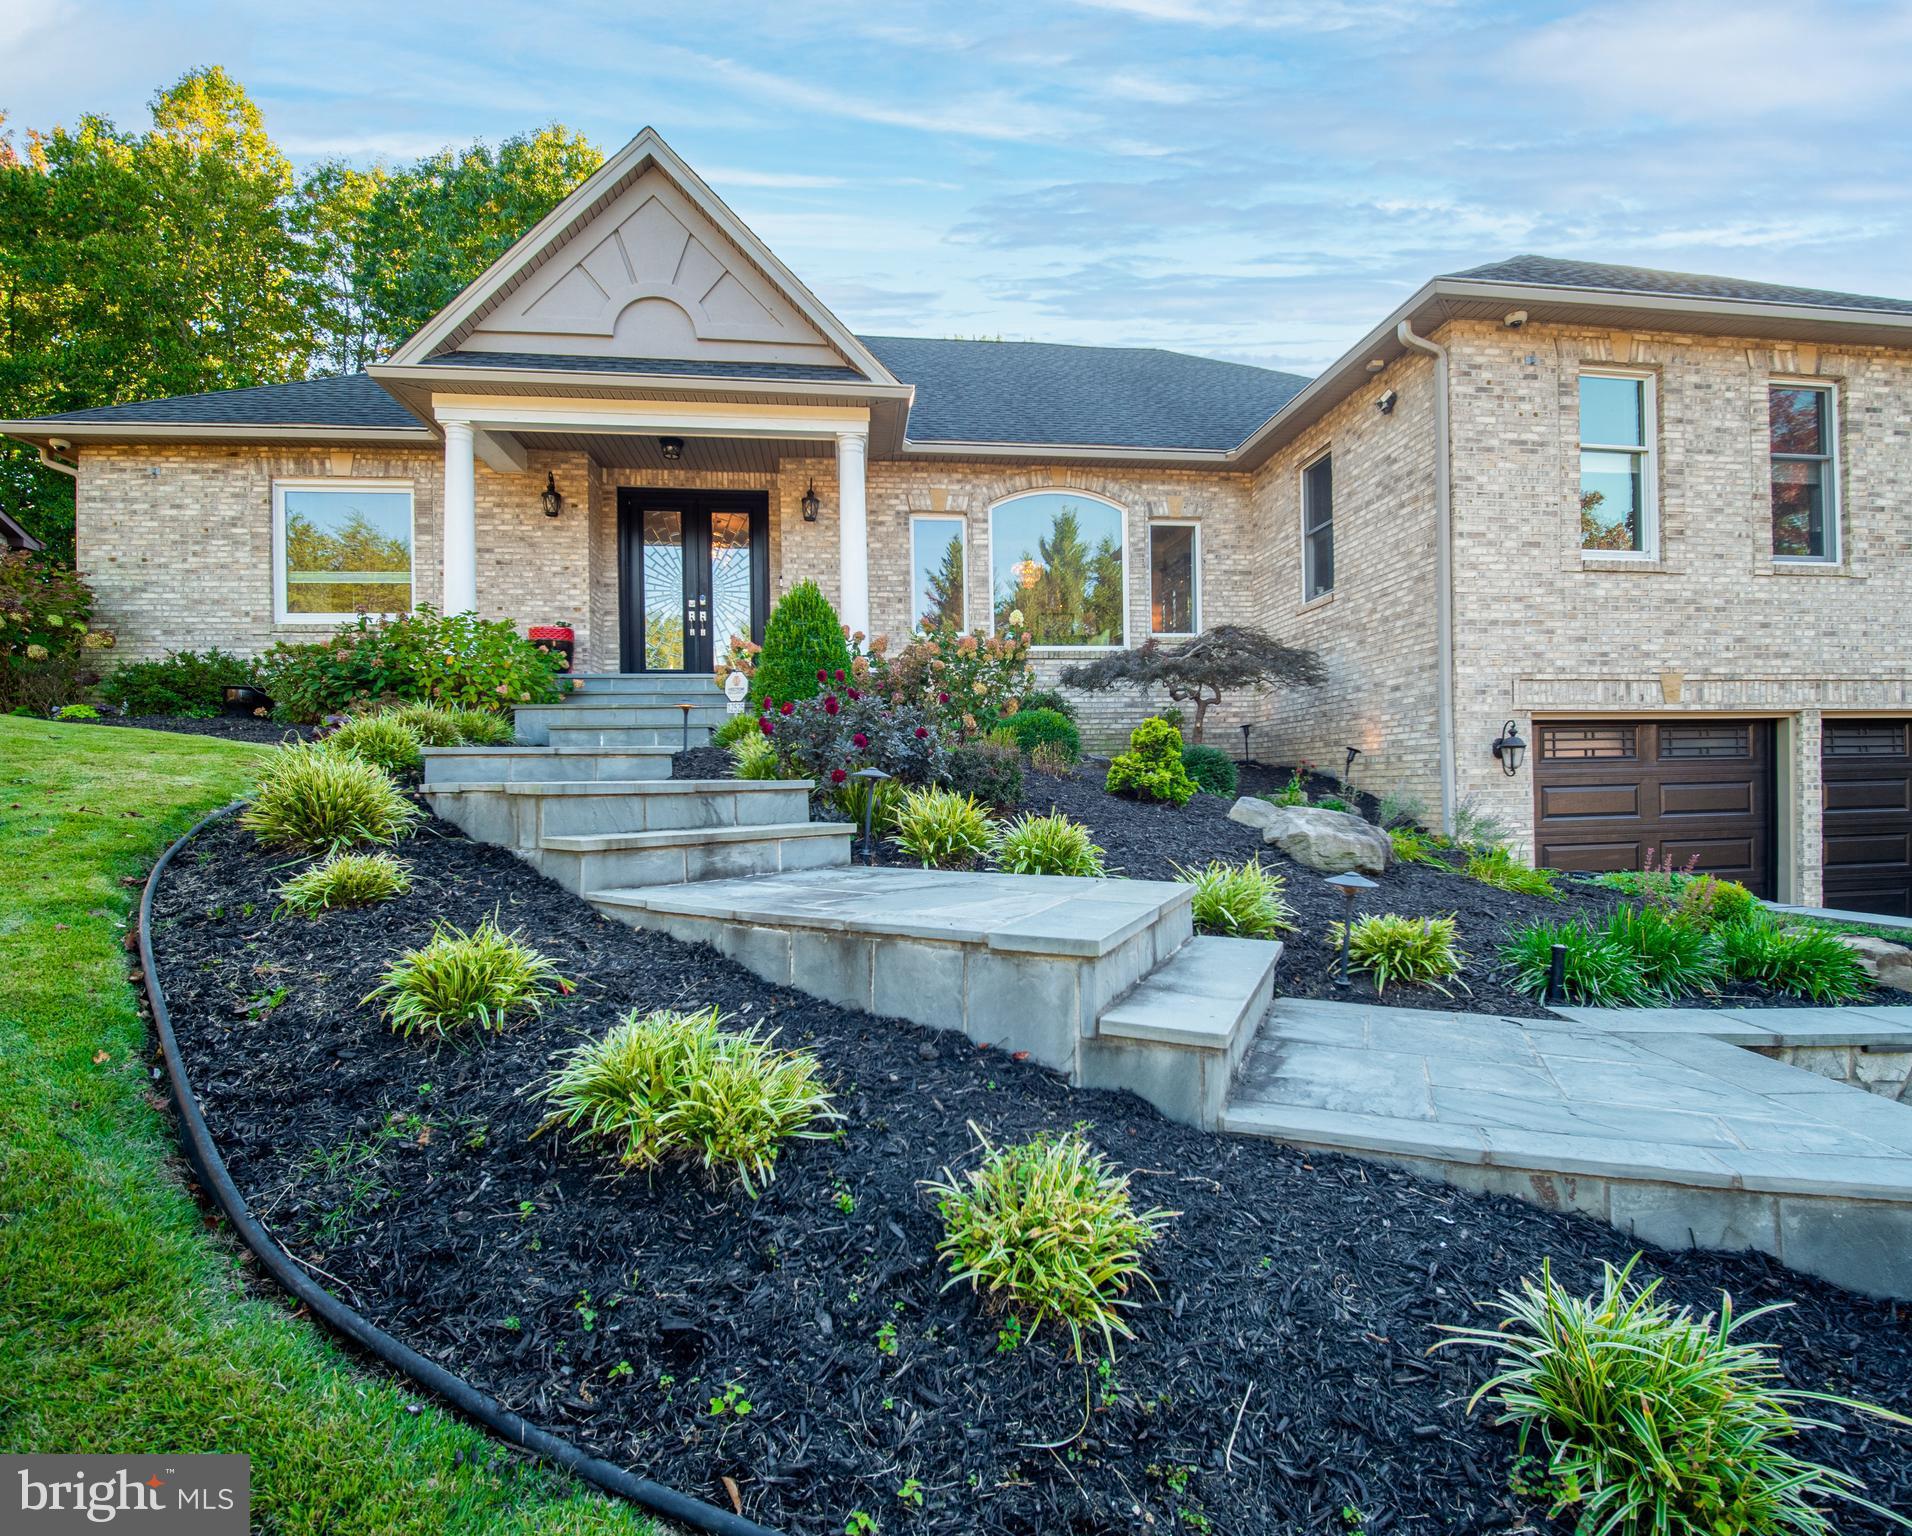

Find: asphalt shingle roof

[40,372,421,429]
[1446,255,1912,316]
[858,335,1307,450]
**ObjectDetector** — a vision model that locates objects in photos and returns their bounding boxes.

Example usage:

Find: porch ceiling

[518,431,820,473]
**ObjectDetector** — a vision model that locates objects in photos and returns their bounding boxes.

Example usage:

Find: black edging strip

[139,803,783,1536]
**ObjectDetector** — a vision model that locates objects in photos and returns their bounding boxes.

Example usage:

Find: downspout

[1395,321,1456,836]
[37,444,79,479]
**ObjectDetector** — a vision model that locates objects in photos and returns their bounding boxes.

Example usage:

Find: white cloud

[699,166,849,189]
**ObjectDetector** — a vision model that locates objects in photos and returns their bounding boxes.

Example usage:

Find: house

[4,129,1908,915]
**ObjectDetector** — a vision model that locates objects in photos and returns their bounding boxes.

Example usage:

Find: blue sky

[7,0,1912,376]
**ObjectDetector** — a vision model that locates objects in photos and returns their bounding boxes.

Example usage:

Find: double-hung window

[272,481,414,623]
[1769,383,1838,562]
[1578,373,1656,555]
[1301,452,1333,600]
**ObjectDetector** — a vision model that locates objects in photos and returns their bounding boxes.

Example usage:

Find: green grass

[0,718,657,1535]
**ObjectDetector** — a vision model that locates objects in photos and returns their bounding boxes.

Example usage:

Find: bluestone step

[420,744,675,784]
[422,777,814,846]
[535,821,851,892]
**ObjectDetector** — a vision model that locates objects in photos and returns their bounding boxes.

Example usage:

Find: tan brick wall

[1251,351,1443,808]
[1444,319,1912,897]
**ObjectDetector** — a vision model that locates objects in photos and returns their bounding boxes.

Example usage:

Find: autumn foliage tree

[1059,625,1325,745]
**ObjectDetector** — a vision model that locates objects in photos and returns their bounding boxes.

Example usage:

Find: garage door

[1533,720,1775,897]
[1822,720,1912,917]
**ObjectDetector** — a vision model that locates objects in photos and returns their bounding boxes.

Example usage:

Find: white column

[835,429,870,638]
[441,417,477,615]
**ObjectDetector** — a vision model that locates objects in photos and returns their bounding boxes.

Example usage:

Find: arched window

[988,491,1127,648]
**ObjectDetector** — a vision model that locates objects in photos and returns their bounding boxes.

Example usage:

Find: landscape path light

[1322,870,1379,991]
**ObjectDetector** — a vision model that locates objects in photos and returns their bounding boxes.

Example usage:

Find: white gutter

[1394,320,1456,836]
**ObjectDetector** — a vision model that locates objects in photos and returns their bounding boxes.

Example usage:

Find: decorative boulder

[1834,933,1912,993]
[1227,798,1391,876]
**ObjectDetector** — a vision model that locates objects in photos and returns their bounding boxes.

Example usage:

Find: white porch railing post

[836,428,870,637]
[441,417,478,615]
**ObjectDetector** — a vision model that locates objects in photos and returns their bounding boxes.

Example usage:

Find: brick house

[5,130,1908,914]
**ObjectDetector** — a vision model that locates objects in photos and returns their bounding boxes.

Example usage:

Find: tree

[994,506,1123,646]
[1059,625,1326,745]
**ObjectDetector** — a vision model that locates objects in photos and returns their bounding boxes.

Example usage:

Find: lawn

[0,717,655,1536]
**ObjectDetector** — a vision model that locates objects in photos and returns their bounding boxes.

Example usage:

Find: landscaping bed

[83,711,313,744]
[151,810,1912,1536]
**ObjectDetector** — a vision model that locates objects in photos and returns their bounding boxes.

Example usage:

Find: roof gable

[387,129,897,383]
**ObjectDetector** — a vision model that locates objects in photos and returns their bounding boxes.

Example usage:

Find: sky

[5,0,1912,378]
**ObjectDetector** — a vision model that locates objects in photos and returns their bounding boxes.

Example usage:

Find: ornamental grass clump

[1500,918,1652,1006]
[1718,914,1873,1003]
[1603,905,1725,999]
[322,713,425,776]
[890,786,997,869]
[444,706,515,746]
[366,917,564,1037]
[275,852,412,915]
[379,702,467,747]
[1390,826,1451,868]
[991,812,1108,877]
[1332,913,1467,995]
[1438,1255,1912,1536]
[1465,845,1560,901]
[240,743,421,855]
[1177,857,1293,939]
[925,1125,1174,1361]
[535,1006,837,1197]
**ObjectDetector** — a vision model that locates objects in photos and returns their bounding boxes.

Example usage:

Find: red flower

[760,718,776,737]
[847,687,861,701]
[823,695,840,716]
[852,732,870,749]
[833,669,846,682]
[914,726,928,739]
[816,668,828,683]
[830,767,848,784]
[780,701,794,716]
[938,690,950,704]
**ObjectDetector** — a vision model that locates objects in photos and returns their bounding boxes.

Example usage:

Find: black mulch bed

[82,712,314,744]
[153,813,1912,1536]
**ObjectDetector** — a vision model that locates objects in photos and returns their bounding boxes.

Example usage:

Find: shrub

[763,689,946,790]
[750,580,853,710]
[445,706,516,746]
[890,786,998,869]
[0,552,111,711]
[379,702,467,747]
[1466,845,1561,901]
[1020,687,1076,721]
[927,1127,1173,1361]
[1390,826,1450,867]
[1718,914,1873,1003]
[1376,786,1430,830]
[1452,792,1514,851]
[1178,857,1294,939]
[1180,743,1238,798]
[99,648,255,717]
[1676,875,1761,931]
[992,812,1107,877]
[1604,906,1724,999]
[1315,794,1351,813]
[710,711,759,749]
[54,703,100,720]
[366,917,564,1037]
[1438,1255,1912,1536]
[945,740,1023,807]
[1500,918,1652,1006]
[535,1006,838,1198]
[730,732,781,780]
[868,626,1033,740]
[1105,717,1197,807]
[1029,740,1075,777]
[240,744,421,855]
[322,713,425,776]
[1333,914,1466,995]
[1267,766,1309,807]
[276,852,412,915]
[1004,707,1081,763]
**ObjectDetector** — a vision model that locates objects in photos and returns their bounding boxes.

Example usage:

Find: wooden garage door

[1822,720,1912,917]
[1533,720,1775,897]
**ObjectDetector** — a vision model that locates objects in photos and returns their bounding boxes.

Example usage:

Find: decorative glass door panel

[618,491,769,673]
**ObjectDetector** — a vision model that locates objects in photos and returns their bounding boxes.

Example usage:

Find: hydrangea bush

[868,622,1033,741]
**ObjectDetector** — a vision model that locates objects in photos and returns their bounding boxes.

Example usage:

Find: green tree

[995,507,1123,646]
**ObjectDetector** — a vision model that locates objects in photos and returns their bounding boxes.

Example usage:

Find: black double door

[617,488,770,673]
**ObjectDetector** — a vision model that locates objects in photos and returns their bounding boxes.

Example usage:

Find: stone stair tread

[546,822,852,852]
[422,744,676,756]
[425,777,813,796]
[1097,936,1282,1049]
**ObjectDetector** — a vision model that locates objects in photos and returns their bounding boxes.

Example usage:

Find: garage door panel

[1824,879,1911,918]
[1820,719,1912,919]
[1659,780,1756,817]
[1823,832,1911,869]
[1535,720,1773,898]
[1825,779,1911,815]
[1539,783,1640,820]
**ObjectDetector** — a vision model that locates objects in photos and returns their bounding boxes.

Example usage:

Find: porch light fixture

[1492,720,1527,776]
[659,436,684,461]
[801,480,821,522]
[1322,871,1379,991]
[539,471,563,519]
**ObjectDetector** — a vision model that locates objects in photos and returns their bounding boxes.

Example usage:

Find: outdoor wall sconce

[659,436,684,461]
[1323,871,1379,990]
[801,480,821,522]
[1492,720,1527,776]
[539,471,563,519]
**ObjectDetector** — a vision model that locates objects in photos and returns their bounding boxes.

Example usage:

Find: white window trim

[986,488,1130,652]
[1578,369,1659,560]
[271,478,417,626]
[1769,378,1841,565]
[1147,518,1202,637]
[908,513,969,632]
[1300,448,1334,602]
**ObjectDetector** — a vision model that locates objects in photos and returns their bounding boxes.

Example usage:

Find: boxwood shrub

[1180,743,1238,798]
[1004,707,1081,764]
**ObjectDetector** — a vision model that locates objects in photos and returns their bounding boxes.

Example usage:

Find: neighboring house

[3,129,1908,914]
[0,507,43,551]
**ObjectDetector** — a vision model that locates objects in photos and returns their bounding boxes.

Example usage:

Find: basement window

[273,481,414,624]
